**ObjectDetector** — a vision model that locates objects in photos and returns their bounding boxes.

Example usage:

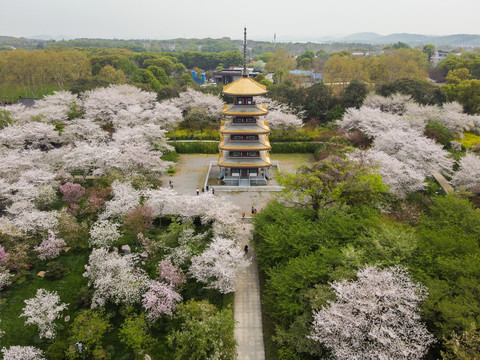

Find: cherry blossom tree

[100,180,140,220]
[190,236,250,294]
[142,281,182,320]
[89,220,121,248]
[310,266,434,360]
[3,200,58,235]
[166,87,223,117]
[20,289,68,339]
[1,346,45,360]
[157,259,186,288]
[59,182,86,204]
[82,84,157,124]
[338,106,409,139]
[84,248,150,308]
[0,245,10,266]
[372,128,454,177]
[0,268,12,288]
[34,230,66,261]
[363,93,412,114]
[0,122,61,150]
[349,149,427,197]
[451,152,480,192]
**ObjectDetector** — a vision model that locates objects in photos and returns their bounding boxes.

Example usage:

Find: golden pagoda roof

[222,104,268,116]
[219,134,271,151]
[219,119,270,134]
[223,77,268,96]
[218,150,271,168]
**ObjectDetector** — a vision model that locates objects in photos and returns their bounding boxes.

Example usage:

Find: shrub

[425,120,453,147]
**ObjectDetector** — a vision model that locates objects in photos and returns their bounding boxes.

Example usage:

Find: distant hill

[317,33,480,47]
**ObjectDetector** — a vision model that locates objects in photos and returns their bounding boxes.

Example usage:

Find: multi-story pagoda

[218,28,272,186]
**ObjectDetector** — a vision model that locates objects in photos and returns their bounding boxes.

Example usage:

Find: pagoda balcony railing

[229,155,261,159]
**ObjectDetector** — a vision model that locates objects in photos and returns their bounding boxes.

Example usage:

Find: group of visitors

[196,185,214,195]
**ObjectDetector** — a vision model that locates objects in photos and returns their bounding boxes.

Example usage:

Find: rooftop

[223,77,268,96]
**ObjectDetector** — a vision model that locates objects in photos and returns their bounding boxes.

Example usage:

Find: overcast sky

[1,0,479,41]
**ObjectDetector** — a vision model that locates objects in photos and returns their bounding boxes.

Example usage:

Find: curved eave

[220,128,270,135]
[218,151,271,168]
[222,104,268,116]
[219,144,271,151]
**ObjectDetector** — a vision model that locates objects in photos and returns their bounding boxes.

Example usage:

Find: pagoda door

[241,169,248,178]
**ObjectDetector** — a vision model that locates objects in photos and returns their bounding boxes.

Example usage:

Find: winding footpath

[234,223,265,360]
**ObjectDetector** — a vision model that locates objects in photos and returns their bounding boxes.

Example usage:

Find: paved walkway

[235,224,265,360]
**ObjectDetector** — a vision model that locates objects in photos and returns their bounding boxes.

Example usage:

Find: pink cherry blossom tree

[59,182,86,204]
[20,288,68,339]
[0,245,10,266]
[310,266,434,360]
[142,281,182,320]
[157,259,186,288]
[34,230,67,261]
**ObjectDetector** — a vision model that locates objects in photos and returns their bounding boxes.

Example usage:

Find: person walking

[251,206,254,215]
[196,187,199,195]
[202,187,205,193]
[244,244,249,254]
[242,211,246,221]
[212,187,215,195]
[206,185,209,191]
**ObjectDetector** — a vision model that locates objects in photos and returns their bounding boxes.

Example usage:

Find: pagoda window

[248,152,259,157]
[233,117,255,123]
[247,135,257,140]
[233,135,242,140]
[232,151,241,157]
[235,97,254,105]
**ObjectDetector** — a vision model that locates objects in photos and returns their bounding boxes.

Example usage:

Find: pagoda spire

[242,27,248,78]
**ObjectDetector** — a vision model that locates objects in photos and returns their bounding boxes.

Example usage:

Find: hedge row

[270,142,322,153]
[168,142,219,154]
[167,141,323,154]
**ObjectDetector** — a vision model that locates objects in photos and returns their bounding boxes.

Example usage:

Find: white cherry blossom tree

[89,220,121,248]
[20,289,68,339]
[83,248,150,308]
[1,346,45,360]
[310,266,434,360]
[190,236,250,294]
[451,152,480,192]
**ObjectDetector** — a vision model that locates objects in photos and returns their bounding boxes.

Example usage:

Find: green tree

[446,68,471,84]
[442,323,480,360]
[66,309,110,359]
[340,79,368,109]
[444,79,480,114]
[168,300,236,360]
[147,65,169,85]
[266,49,296,73]
[97,65,127,84]
[0,109,15,129]
[119,314,157,360]
[423,44,435,61]
[278,156,387,212]
[143,57,175,75]
[296,50,315,69]
[303,82,333,121]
